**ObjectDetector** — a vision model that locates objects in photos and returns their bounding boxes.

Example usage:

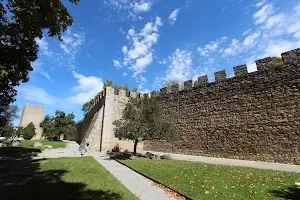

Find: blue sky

[14,0,300,124]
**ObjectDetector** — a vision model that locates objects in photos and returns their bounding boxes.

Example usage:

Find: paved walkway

[148,151,300,173]
[33,140,81,159]
[91,153,177,200]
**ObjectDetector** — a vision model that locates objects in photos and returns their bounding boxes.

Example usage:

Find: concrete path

[33,140,81,159]
[149,151,300,173]
[92,154,177,200]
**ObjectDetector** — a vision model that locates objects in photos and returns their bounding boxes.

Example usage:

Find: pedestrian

[84,141,89,155]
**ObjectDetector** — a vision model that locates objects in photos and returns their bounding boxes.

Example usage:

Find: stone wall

[19,104,45,139]
[76,87,143,153]
[144,48,300,164]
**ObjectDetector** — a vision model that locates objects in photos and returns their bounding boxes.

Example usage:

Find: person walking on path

[84,141,89,155]
[79,141,89,156]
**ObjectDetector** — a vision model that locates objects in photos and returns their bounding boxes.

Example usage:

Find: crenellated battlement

[85,87,141,116]
[148,48,300,96]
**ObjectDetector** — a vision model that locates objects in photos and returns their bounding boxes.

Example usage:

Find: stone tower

[19,104,45,140]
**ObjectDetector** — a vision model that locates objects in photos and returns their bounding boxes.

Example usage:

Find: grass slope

[120,159,300,200]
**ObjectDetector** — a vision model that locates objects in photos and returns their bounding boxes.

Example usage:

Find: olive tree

[113,95,177,154]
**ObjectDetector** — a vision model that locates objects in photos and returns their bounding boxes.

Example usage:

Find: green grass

[21,140,67,150]
[120,159,300,200]
[0,147,138,200]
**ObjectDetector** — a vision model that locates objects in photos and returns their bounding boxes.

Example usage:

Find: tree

[0,105,19,139]
[271,57,284,66]
[0,124,14,138]
[40,110,75,140]
[0,105,19,126]
[39,115,56,139]
[0,0,81,113]
[22,122,35,140]
[82,98,95,114]
[164,79,180,88]
[103,79,113,88]
[54,110,76,140]
[113,95,177,154]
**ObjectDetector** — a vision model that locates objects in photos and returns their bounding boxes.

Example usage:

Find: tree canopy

[0,105,19,138]
[0,105,19,126]
[164,79,180,88]
[40,110,75,140]
[113,95,177,153]
[0,0,80,113]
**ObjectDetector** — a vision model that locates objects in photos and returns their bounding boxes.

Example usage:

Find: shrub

[22,122,35,140]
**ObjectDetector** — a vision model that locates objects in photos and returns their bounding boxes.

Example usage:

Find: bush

[22,122,35,140]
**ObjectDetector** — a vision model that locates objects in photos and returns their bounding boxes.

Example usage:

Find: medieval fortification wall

[144,48,300,164]
[76,48,300,164]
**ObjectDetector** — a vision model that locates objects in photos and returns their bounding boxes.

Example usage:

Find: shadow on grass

[269,186,300,200]
[0,147,122,200]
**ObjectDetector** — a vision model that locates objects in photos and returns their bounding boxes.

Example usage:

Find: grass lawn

[0,147,138,200]
[120,159,300,200]
[22,140,67,149]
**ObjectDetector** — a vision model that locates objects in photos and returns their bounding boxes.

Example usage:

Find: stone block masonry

[19,104,45,140]
[144,48,300,165]
[76,48,300,164]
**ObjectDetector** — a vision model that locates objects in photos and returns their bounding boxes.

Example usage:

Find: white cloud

[122,72,127,76]
[197,36,227,56]
[67,71,103,104]
[264,40,300,57]
[165,49,192,82]
[169,9,180,25]
[242,29,252,36]
[245,56,257,73]
[55,29,85,69]
[132,53,153,77]
[136,75,147,89]
[155,16,163,26]
[35,37,51,56]
[31,61,52,81]
[113,60,122,68]
[133,0,151,12]
[158,59,167,64]
[122,46,128,54]
[60,31,84,55]
[19,71,104,109]
[101,0,153,21]
[256,0,266,7]
[263,13,285,29]
[114,17,163,79]
[253,4,275,24]
[18,86,58,105]
[243,32,260,47]
[222,39,241,57]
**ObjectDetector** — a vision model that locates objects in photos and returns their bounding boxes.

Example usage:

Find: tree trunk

[133,140,138,154]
